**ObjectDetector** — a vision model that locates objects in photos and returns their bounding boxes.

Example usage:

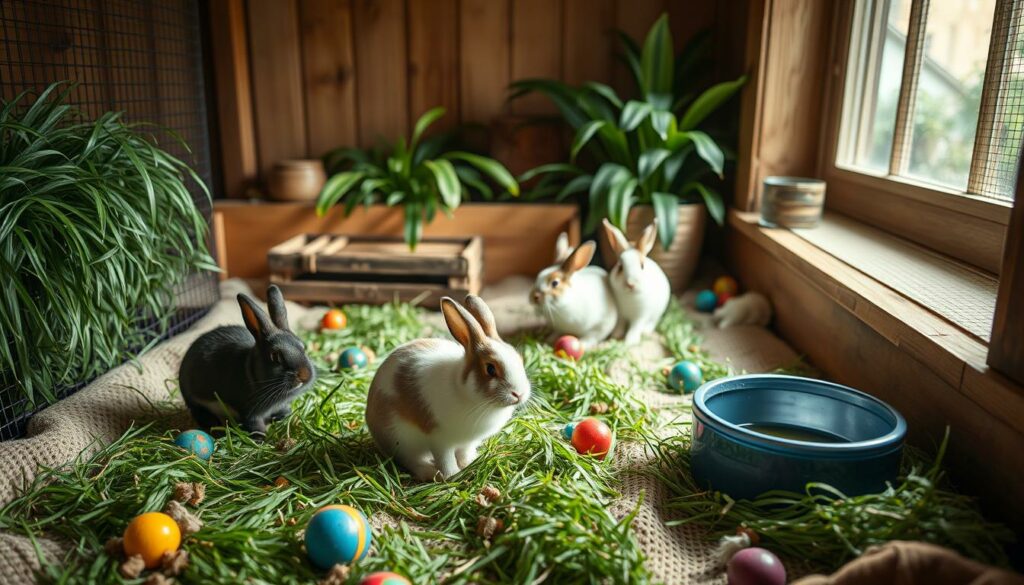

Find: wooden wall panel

[209,0,257,198]
[562,0,615,85]
[459,0,511,124]
[511,0,562,114]
[299,0,358,156]
[408,0,460,133]
[216,0,732,192]
[353,0,407,146]
[247,0,307,179]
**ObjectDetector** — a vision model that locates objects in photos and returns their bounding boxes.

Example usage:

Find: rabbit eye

[550,279,560,288]
[485,363,497,377]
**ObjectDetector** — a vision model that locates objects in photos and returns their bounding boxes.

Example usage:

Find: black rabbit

[179,285,317,438]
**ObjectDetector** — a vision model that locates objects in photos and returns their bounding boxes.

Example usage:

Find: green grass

[0,300,1010,583]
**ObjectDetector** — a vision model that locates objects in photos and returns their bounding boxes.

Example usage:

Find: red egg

[717,292,735,307]
[553,335,584,360]
[727,547,786,585]
[360,571,411,585]
[571,418,613,460]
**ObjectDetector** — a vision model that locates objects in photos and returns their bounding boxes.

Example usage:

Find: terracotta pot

[267,159,326,202]
[599,204,706,291]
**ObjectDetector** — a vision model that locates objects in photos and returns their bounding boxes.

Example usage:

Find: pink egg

[727,547,786,585]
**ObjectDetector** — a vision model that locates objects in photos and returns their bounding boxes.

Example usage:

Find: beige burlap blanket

[0,278,800,584]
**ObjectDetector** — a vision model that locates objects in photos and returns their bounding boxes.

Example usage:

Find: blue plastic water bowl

[690,374,907,500]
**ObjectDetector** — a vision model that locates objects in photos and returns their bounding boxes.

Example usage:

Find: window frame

[818,0,1014,274]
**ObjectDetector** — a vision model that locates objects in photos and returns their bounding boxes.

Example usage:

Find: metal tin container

[760,176,826,228]
[690,374,906,500]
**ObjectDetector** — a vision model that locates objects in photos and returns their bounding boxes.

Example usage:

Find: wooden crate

[268,234,482,307]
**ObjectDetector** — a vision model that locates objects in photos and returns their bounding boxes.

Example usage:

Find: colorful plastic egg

[562,422,576,440]
[123,512,181,569]
[727,547,786,585]
[553,335,584,360]
[571,418,614,460]
[305,504,372,569]
[174,429,215,460]
[360,572,412,585]
[695,289,718,312]
[322,309,348,330]
[713,276,739,297]
[717,292,735,307]
[338,347,369,370]
[669,361,703,393]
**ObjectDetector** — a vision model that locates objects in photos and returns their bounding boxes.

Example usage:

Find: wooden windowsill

[729,209,1024,432]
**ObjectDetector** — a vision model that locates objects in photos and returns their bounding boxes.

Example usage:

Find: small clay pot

[267,159,327,202]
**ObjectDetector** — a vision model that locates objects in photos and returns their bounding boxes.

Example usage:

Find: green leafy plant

[511,15,746,248]
[0,83,216,410]
[316,108,519,250]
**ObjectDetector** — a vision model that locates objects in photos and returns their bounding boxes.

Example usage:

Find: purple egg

[727,547,786,585]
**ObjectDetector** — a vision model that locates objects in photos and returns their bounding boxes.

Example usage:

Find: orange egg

[321,309,347,330]
[123,512,181,568]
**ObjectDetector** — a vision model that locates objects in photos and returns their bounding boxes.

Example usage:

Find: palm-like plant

[316,108,519,250]
[511,15,746,248]
[0,83,215,409]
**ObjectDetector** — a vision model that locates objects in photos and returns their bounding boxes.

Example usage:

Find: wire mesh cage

[0,0,219,440]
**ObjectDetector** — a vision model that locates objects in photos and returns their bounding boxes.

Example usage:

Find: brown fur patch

[391,341,439,433]
[467,343,520,402]
[544,270,570,299]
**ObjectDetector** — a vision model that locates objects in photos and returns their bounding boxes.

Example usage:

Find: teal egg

[174,429,215,460]
[563,422,576,440]
[695,289,718,313]
[305,505,372,569]
[339,347,369,370]
[669,361,703,394]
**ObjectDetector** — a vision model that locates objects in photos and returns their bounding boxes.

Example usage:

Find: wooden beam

[988,159,1024,385]
[208,0,257,198]
[888,0,929,176]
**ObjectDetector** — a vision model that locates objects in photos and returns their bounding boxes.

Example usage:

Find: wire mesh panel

[0,0,219,440]
[969,0,1024,200]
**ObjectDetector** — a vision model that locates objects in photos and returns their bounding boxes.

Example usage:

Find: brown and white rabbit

[179,285,316,438]
[529,233,619,347]
[365,295,530,481]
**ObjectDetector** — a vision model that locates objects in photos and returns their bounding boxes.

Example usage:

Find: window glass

[905,0,996,190]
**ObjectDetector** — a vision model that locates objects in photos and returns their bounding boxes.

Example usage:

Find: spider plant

[0,83,216,410]
[510,15,746,248]
[316,107,519,250]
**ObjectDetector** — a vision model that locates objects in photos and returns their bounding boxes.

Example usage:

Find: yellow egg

[123,512,181,568]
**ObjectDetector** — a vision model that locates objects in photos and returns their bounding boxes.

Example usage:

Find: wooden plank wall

[215,0,746,197]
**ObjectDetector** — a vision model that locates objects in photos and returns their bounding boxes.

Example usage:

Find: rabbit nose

[626,280,637,290]
[297,366,312,383]
[530,290,542,304]
[510,391,522,403]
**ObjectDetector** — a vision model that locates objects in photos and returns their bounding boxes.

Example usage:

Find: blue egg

[695,289,718,313]
[174,429,215,460]
[563,422,576,441]
[305,505,372,569]
[338,347,369,370]
[669,361,703,394]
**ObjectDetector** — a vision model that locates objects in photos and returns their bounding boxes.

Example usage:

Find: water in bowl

[740,422,847,443]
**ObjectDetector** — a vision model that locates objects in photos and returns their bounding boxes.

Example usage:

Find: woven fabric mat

[0,278,799,584]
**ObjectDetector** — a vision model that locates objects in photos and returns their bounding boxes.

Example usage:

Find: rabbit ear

[636,223,657,258]
[554,232,571,263]
[463,294,500,340]
[560,240,596,276]
[440,297,486,351]
[238,293,274,340]
[602,219,629,258]
[266,285,290,331]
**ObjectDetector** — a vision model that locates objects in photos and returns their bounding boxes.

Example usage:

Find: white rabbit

[365,295,530,481]
[602,219,671,345]
[529,233,618,347]
[713,292,772,328]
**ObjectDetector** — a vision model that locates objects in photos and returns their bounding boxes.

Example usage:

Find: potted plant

[0,84,215,418]
[316,107,519,250]
[511,15,746,289]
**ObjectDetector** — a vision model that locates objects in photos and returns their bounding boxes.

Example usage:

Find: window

[836,0,1023,202]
